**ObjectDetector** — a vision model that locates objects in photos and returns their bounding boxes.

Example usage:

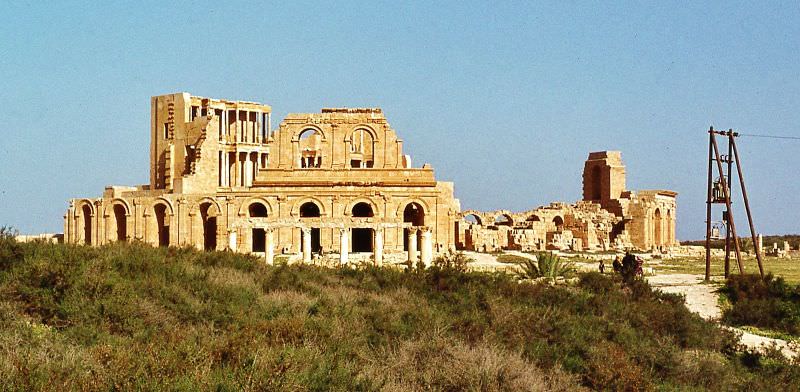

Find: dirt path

[648,273,798,359]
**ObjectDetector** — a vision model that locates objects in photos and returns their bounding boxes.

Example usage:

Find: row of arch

[460,210,562,230]
[71,197,428,252]
[297,126,378,169]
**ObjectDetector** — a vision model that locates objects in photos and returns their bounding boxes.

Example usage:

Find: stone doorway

[352,228,373,253]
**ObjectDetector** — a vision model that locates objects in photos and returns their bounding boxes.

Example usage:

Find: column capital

[408,227,419,234]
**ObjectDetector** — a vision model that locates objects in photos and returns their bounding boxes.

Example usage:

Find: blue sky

[1,1,798,240]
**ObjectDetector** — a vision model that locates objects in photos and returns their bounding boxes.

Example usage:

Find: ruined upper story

[255,107,434,187]
[147,93,438,194]
[150,93,272,191]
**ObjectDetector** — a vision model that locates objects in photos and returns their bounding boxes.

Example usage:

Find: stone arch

[300,202,321,218]
[396,199,430,221]
[351,202,375,218]
[345,197,380,218]
[104,198,132,217]
[105,199,131,243]
[145,198,174,247]
[654,208,663,246]
[493,213,514,227]
[187,198,222,251]
[295,126,326,169]
[75,199,96,216]
[526,214,542,222]
[146,197,174,216]
[193,197,222,217]
[402,200,427,251]
[75,199,95,245]
[346,125,377,168]
[462,213,483,226]
[552,216,564,231]
[199,202,218,250]
[291,197,327,218]
[237,196,274,218]
[345,124,378,142]
[292,125,326,142]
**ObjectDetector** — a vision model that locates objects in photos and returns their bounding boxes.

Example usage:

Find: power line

[738,133,800,140]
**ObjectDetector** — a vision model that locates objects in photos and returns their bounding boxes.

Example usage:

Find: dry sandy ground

[648,273,798,359]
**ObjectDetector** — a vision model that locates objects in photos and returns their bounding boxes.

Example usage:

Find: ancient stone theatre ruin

[64,93,677,263]
[64,93,460,266]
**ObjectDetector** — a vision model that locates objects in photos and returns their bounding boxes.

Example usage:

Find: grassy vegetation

[656,256,800,284]
[1,234,799,390]
[683,235,800,251]
[494,253,531,264]
[720,274,800,337]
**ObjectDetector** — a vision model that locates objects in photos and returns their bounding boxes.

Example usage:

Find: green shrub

[721,274,800,336]
[432,250,473,272]
[0,241,798,390]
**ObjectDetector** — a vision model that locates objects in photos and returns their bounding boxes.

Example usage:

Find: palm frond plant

[516,252,576,281]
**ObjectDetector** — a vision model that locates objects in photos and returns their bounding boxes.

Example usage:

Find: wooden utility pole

[704,127,765,281]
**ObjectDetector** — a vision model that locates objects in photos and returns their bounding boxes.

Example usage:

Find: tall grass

[0,236,798,390]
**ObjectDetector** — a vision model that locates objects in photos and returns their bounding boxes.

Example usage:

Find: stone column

[374,228,384,267]
[302,228,312,264]
[339,228,349,266]
[228,230,237,252]
[420,228,433,268]
[757,234,763,256]
[265,228,274,265]
[234,151,240,187]
[407,227,418,265]
[222,152,228,186]
[244,155,251,187]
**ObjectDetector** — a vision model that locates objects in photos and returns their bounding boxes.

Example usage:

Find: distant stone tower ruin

[582,151,626,203]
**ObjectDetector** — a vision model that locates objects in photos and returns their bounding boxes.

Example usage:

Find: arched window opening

[526,215,541,222]
[494,215,513,227]
[552,216,564,231]
[155,204,169,247]
[248,202,269,218]
[463,214,481,225]
[200,203,217,251]
[299,129,323,168]
[352,202,374,218]
[113,204,127,242]
[349,129,374,168]
[403,202,425,251]
[403,203,425,226]
[300,202,321,218]
[81,204,92,245]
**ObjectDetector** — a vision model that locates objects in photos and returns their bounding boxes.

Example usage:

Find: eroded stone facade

[64,93,460,266]
[456,151,677,253]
